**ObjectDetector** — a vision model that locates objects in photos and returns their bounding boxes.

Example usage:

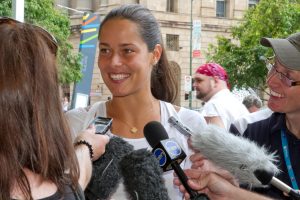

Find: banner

[71,12,100,109]
[192,20,201,58]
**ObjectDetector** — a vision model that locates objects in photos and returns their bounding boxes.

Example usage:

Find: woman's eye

[100,48,110,54]
[124,48,134,54]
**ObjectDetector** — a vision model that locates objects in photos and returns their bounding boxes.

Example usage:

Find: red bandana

[195,63,230,88]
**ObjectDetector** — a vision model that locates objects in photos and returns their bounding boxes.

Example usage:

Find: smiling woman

[229,32,300,200]
[98,17,156,99]
[66,4,207,200]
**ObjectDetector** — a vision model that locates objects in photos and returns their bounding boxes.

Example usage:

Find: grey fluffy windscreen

[85,136,134,200]
[190,124,279,186]
[119,148,170,200]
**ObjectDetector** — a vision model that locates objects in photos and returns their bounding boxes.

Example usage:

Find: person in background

[0,17,109,199]
[230,107,273,136]
[66,4,207,200]
[193,63,249,130]
[230,94,269,134]
[62,96,70,112]
[173,169,273,200]
[242,94,263,113]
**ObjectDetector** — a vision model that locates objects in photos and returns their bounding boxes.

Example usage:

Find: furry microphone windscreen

[85,136,134,200]
[191,124,279,186]
[119,148,170,200]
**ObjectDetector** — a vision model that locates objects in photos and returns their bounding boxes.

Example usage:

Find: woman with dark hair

[0,17,109,199]
[67,4,207,199]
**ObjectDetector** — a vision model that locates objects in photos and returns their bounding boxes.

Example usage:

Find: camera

[91,116,113,135]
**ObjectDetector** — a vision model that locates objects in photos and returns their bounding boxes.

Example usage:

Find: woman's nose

[110,53,122,67]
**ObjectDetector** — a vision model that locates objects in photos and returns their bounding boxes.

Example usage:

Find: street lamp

[189,0,193,109]
[12,0,24,22]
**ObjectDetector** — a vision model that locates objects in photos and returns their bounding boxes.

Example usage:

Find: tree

[206,0,300,93]
[0,0,82,84]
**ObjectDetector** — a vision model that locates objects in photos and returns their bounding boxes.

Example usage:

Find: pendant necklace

[107,102,138,134]
[108,100,155,134]
[116,118,138,134]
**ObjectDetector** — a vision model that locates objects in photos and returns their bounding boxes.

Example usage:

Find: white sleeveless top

[66,100,207,200]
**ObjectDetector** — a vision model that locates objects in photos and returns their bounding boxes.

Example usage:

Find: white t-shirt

[201,89,249,131]
[66,100,207,200]
[230,107,273,135]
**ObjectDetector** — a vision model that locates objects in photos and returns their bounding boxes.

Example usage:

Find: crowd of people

[1,3,299,200]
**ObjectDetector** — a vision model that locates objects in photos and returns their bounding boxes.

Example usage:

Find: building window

[216,0,226,17]
[167,0,178,13]
[248,0,259,8]
[166,34,179,51]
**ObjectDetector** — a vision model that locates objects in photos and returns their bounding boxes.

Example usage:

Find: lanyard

[281,128,299,190]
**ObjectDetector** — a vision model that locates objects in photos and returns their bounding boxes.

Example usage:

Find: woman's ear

[152,44,162,65]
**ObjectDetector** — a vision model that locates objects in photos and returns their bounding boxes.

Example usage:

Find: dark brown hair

[0,21,79,199]
[99,4,178,103]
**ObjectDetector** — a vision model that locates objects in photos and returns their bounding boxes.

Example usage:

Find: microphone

[85,136,134,200]
[119,148,170,200]
[254,169,300,200]
[168,116,193,137]
[190,124,279,186]
[144,121,209,200]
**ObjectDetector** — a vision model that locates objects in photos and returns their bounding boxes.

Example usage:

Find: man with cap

[193,63,249,130]
[229,32,300,199]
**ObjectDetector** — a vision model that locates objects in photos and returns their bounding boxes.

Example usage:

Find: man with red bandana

[193,63,249,130]
[230,32,300,199]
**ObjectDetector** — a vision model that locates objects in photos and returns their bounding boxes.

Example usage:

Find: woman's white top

[66,100,207,200]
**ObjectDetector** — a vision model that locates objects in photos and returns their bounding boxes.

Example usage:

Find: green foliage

[0,0,82,84]
[0,0,12,16]
[206,0,300,91]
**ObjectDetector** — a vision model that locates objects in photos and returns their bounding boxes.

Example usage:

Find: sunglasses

[0,17,58,55]
[265,56,300,87]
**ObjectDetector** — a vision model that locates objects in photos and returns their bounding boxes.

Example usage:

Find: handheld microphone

[254,169,300,200]
[190,124,279,186]
[119,148,170,200]
[168,116,193,137]
[144,121,209,200]
[85,136,134,200]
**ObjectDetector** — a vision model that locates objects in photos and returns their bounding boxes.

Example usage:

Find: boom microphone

[119,148,170,200]
[190,124,279,185]
[85,136,134,200]
[254,169,300,200]
[144,121,209,200]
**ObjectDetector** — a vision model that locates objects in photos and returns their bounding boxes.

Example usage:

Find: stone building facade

[56,0,259,109]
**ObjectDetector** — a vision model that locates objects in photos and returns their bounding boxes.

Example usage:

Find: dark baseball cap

[260,32,300,71]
